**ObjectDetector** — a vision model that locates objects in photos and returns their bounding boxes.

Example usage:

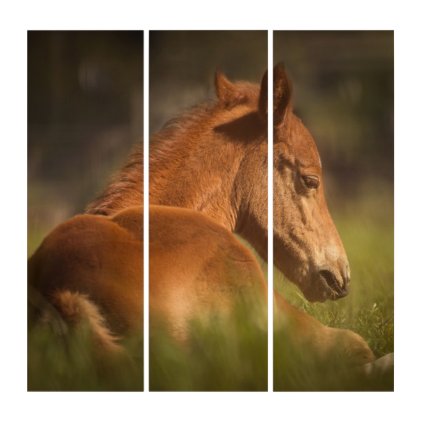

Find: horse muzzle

[318,268,350,299]
[303,265,350,302]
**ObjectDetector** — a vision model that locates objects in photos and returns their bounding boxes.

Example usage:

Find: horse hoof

[363,352,394,377]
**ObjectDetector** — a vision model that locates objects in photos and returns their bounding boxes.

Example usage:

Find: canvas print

[148,30,268,391]
[273,31,394,391]
[27,29,393,393]
[27,31,144,391]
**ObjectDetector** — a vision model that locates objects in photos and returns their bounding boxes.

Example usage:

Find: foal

[29,65,375,373]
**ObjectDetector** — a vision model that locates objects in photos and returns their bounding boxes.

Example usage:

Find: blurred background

[274,31,394,388]
[28,31,143,256]
[150,31,267,132]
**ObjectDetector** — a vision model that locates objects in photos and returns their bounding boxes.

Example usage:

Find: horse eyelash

[302,175,320,189]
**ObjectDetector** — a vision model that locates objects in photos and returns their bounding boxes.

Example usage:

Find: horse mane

[86,78,261,216]
[85,145,143,216]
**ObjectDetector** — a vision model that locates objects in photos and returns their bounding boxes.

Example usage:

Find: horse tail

[28,284,122,354]
[51,290,123,353]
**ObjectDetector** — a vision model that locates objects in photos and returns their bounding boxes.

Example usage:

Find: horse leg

[274,291,375,368]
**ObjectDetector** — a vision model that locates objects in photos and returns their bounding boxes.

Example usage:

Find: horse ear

[215,70,246,108]
[258,70,268,121]
[258,63,292,125]
[273,63,292,125]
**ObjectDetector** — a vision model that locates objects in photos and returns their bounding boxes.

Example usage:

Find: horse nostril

[319,269,348,298]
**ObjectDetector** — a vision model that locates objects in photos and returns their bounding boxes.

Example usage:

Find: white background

[0,0,421,421]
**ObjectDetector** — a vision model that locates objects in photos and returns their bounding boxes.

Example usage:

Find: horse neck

[87,102,269,263]
[149,132,244,231]
[234,192,268,264]
[149,117,269,267]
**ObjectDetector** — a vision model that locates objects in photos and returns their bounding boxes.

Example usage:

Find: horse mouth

[318,269,349,300]
[301,269,349,303]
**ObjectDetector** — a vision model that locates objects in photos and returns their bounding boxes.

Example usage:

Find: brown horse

[28,65,374,371]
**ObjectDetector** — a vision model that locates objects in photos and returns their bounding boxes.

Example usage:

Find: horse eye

[302,175,320,189]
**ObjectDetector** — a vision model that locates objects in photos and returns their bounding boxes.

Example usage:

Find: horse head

[228,65,350,302]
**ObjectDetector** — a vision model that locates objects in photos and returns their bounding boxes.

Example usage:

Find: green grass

[150,297,268,392]
[28,318,143,391]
